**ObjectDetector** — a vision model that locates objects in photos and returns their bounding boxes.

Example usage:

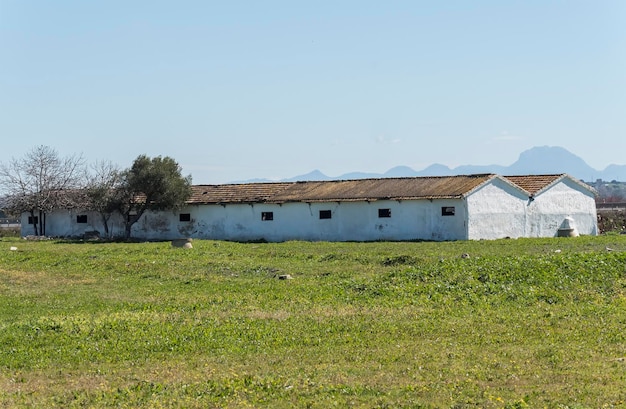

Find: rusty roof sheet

[189,182,293,203]
[503,174,565,195]
[188,174,496,204]
[505,174,597,196]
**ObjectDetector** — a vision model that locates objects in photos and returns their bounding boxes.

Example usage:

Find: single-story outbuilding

[21,173,598,241]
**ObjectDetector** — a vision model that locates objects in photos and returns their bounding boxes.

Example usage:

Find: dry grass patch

[0,268,97,294]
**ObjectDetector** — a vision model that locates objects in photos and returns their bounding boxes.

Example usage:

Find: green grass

[1,236,625,408]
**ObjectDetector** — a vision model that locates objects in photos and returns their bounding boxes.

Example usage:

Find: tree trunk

[100,214,110,238]
[30,211,37,235]
[124,212,142,239]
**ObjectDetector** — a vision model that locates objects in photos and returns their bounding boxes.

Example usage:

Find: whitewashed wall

[131,198,468,242]
[466,177,598,239]
[21,210,126,238]
[525,178,598,237]
[466,178,528,240]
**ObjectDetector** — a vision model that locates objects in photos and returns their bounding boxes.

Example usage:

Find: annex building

[22,174,598,242]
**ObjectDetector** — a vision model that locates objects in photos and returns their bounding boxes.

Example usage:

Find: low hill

[240,146,626,183]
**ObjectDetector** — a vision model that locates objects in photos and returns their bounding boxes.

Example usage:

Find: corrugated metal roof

[188,174,496,204]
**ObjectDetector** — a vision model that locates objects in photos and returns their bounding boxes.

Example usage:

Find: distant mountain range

[238,146,626,184]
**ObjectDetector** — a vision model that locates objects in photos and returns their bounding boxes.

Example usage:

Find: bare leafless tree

[0,145,85,235]
[84,160,124,238]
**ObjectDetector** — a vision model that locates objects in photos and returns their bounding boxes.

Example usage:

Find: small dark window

[442,206,455,216]
[378,208,391,218]
[179,213,191,222]
[28,216,38,225]
[262,212,273,221]
[319,210,332,219]
[76,215,88,223]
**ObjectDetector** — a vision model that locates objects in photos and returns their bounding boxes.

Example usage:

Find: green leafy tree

[116,155,192,238]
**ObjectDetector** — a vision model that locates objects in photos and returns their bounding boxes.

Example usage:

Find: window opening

[441,206,455,216]
[28,216,38,225]
[76,215,88,223]
[319,210,332,219]
[262,212,274,221]
[179,213,191,222]
[378,208,391,218]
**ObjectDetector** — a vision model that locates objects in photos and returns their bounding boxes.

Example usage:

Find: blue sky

[1,1,624,184]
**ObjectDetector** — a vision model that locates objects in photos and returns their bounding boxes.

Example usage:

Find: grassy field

[0,236,625,408]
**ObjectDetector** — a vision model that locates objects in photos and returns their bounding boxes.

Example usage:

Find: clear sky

[1,1,625,184]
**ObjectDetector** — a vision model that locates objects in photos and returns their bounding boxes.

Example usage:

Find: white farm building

[21,174,598,242]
